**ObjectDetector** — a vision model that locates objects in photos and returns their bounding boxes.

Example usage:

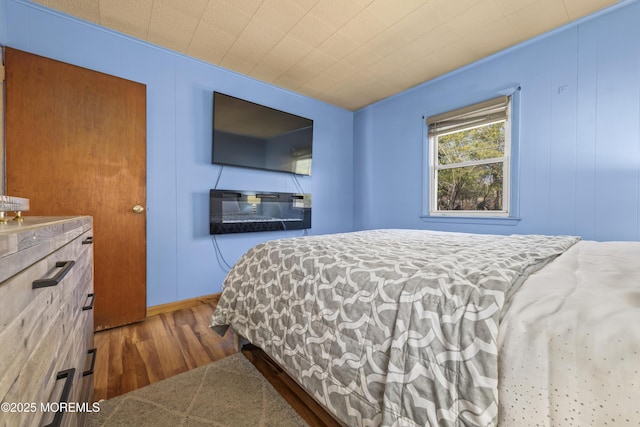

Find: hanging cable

[291,173,304,194]
[291,173,310,238]
[212,234,234,272]
[214,165,224,189]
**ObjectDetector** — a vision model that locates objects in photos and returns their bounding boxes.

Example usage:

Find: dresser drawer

[0,227,93,330]
[0,217,91,283]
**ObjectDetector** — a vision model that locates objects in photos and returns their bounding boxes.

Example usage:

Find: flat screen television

[212,92,313,175]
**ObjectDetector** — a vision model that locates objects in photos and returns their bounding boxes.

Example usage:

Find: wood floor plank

[92,332,109,401]
[133,332,163,385]
[120,335,147,394]
[105,328,124,399]
[177,324,214,369]
[149,314,190,378]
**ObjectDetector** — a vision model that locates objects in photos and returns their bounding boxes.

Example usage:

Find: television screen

[212,92,313,175]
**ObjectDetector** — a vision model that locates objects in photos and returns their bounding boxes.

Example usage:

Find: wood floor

[93,302,340,427]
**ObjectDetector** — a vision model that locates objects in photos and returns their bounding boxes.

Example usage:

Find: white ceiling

[32,0,619,111]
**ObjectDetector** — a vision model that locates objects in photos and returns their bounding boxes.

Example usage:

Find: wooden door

[4,47,147,331]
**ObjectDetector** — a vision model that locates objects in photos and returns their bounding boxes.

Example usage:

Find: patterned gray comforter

[210,229,579,426]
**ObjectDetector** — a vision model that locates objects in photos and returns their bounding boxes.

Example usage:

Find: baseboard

[147,293,221,317]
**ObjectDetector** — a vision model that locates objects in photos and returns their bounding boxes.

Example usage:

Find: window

[291,147,312,175]
[427,96,511,217]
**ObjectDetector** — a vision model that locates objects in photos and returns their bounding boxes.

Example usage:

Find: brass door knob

[132,204,145,214]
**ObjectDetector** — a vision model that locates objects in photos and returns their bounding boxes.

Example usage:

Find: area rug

[88,353,308,426]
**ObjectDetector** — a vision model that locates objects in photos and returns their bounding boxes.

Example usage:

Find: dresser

[0,216,94,427]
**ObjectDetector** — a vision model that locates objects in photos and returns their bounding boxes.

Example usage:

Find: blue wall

[1,0,354,305]
[354,0,640,242]
[0,1,6,43]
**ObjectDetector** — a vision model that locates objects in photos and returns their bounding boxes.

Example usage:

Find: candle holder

[0,196,30,224]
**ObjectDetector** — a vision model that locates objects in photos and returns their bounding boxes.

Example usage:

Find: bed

[210,229,640,426]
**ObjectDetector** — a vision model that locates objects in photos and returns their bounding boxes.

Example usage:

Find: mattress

[498,240,640,426]
[210,229,601,426]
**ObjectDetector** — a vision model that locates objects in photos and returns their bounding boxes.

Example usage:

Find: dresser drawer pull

[82,236,94,244]
[32,260,76,289]
[83,348,98,377]
[82,293,96,311]
[43,368,75,427]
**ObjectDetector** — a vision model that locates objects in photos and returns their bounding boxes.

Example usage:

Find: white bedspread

[498,240,640,426]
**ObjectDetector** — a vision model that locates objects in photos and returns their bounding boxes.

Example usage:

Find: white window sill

[419,215,521,226]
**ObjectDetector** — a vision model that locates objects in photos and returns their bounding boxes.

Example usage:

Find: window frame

[426,95,514,218]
